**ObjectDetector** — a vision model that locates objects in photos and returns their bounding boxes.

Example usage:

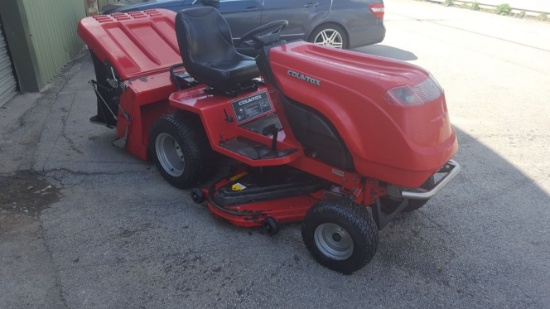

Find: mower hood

[268,42,457,187]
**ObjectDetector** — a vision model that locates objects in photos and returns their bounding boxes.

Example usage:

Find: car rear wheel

[308,24,348,49]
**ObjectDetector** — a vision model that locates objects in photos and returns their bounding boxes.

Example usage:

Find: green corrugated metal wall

[21,0,86,87]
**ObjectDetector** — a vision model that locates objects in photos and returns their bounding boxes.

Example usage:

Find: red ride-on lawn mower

[78,7,460,274]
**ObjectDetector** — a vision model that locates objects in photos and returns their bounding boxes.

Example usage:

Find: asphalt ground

[1,0,549,308]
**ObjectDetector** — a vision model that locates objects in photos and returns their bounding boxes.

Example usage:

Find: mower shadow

[370,125,550,306]
[354,44,418,61]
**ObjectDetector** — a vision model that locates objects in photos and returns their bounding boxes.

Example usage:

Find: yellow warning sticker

[232,183,247,191]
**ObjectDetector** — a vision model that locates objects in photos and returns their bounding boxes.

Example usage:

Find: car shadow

[354,44,418,61]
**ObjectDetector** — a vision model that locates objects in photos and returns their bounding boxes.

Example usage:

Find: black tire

[379,176,436,213]
[262,217,279,236]
[308,24,348,49]
[301,199,378,274]
[149,113,217,189]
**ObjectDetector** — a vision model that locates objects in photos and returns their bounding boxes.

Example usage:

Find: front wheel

[301,199,378,274]
[308,24,348,49]
[149,113,217,189]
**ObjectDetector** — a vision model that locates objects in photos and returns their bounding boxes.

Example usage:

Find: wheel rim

[314,223,353,260]
[155,133,185,177]
[313,29,344,49]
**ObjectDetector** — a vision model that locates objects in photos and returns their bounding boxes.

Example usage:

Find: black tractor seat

[175,7,260,95]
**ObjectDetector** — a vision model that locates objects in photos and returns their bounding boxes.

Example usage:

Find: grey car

[101,0,386,50]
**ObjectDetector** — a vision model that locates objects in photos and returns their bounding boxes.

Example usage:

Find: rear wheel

[301,199,378,274]
[308,24,348,49]
[149,113,216,189]
[380,176,436,213]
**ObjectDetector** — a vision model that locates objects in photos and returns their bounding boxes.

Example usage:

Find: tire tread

[302,198,378,274]
[149,112,217,188]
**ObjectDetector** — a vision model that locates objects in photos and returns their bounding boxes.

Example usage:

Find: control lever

[262,124,279,152]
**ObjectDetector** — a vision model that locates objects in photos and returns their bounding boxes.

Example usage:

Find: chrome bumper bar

[401,160,461,200]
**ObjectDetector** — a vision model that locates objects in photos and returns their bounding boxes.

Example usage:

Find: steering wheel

[238,20,288,49]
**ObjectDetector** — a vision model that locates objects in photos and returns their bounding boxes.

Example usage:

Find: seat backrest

[175,7,239,84]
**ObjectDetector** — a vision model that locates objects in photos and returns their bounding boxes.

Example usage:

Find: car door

[260,0,330,42]
[214,0,263,40]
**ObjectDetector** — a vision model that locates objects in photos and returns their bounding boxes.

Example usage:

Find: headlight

[384,76,443,106]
